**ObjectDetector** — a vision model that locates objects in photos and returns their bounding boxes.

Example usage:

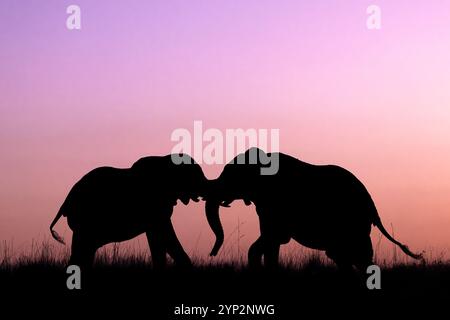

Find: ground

[1,249,449,319]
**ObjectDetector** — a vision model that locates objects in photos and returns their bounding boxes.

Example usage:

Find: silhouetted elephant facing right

[50,154,207,269]
[206,148,423,270]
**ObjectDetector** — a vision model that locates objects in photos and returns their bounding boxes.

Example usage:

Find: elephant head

[131,153,208,206]
[206,148,279,256]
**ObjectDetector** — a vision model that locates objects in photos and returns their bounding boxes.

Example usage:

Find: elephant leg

[353,235,374,272]
[69,232,98,269]
[263,242,280,269]
[249,212,270,268]
[146,229,170,270]
[248,236,265,268]
[326,248,353,271]
[326,244,370,288]
[325,249,354,284]
[255,210,285,269]
[164,222,192,268]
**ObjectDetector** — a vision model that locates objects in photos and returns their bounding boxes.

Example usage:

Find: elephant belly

[290,210,371,251]
[98,217,148,243]
[292,227,330,251]
[65,167,177,246]
[68,198,173,245]
[68,210,150,243]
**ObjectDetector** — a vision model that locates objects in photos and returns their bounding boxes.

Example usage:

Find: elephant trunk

[206,198,224,256]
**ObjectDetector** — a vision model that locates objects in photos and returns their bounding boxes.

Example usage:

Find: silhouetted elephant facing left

[50,154,207,269]
[206,148,423,271]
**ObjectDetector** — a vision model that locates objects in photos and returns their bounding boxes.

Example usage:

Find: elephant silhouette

[206,148,422,270]
[50,154,207,269]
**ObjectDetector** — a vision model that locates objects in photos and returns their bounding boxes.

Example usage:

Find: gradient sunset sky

[1,1,449,260]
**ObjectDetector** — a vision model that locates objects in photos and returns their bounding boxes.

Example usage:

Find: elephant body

[51,154,207,269]
[259,158,373,243]
[206,148,422,270]
[64,167,174,243]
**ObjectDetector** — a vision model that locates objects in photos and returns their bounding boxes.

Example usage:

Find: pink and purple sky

[1,1,450,260]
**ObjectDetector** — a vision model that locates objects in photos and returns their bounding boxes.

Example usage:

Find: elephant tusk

[220,200,232,207]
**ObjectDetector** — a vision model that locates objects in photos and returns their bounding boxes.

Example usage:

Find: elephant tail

[50,207,66,245]
[372,215,423,260]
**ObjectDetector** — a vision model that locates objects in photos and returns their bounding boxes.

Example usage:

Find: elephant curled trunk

[206,198,224,256]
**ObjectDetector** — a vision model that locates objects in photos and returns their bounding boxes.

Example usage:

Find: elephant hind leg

[353,235,374,273]
[69,232,98,269]
[325,234,373,269]
[326,249,353,271]
[326,249,360,289]
[326,235,374,288]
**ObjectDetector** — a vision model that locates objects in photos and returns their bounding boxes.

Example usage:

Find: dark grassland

[1,240,449,318]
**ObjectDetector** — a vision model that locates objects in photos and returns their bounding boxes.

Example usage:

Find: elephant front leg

[249,236,281,269]
[248,237,264,268]
[146,231,167,270]
[264,242,280,269]
[164,222,192,268]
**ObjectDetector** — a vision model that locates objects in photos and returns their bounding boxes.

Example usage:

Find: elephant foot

[248,237,265,269]
[248,260,263,270]
[174,258,193,270]
[248,250,263,269]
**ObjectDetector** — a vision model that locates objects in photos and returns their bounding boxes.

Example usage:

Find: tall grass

[0,236,443,272]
